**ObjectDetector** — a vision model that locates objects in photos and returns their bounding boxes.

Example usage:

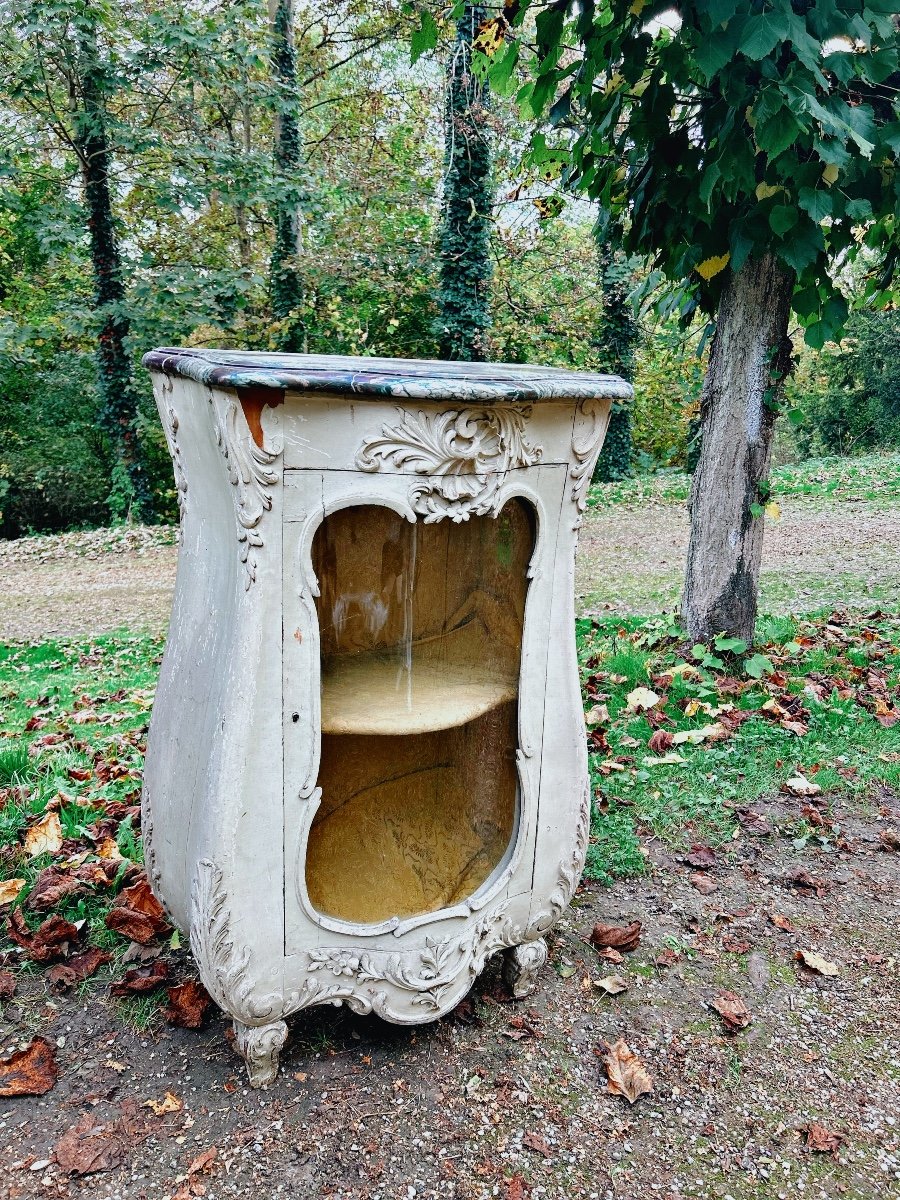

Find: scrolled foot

[502,938,548,999]
[233,1018,288,1088]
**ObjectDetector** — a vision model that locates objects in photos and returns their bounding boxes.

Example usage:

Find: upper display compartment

[142,348,632,405]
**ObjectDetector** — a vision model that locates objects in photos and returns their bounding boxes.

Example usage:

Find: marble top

[142,348,632,404]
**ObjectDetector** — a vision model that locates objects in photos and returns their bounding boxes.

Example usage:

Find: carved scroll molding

[208,392,281,588]
[356,406,542,523]
[158,382,188,522]
[570,398,611,525]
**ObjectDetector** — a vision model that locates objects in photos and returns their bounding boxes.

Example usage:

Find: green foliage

[269,0,306,351]
[498,0,900,347]
[437,5,494,360]
[790,310,900,456]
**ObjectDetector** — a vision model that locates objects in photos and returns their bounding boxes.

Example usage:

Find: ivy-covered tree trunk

[437,4,493,362]
[593,239,638,482]
[269,0,305,352]
[682,254,794,644]
[74,16,154,523]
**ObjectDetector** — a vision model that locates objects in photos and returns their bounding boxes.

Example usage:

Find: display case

[142,349,630,1085]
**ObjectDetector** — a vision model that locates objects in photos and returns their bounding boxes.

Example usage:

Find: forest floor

[1,457,899,1199]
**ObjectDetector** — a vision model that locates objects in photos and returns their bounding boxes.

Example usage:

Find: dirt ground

[2,497,900,642]
[2,787,899,1200]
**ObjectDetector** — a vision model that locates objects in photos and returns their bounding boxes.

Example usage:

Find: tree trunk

[437,4,493,362]
[681,254,794,643]
[593,237,637,483]
[268,0,305,352]
[74,21,154,524]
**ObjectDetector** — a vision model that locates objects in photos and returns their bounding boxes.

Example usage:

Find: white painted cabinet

[142,350,628,1085]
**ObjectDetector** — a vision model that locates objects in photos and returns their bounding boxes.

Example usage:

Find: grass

[577,609,900,884]
[1,608,898,989]
[586,450,900,510]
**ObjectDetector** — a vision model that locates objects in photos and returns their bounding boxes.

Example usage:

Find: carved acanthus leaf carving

[190,860,279,1024]
[210,395,280,587]
[356,407,542,523]
[570,398,611,521]
[158,389,188,522]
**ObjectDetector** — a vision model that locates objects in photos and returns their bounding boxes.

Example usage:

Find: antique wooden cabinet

[142,349,629,1085]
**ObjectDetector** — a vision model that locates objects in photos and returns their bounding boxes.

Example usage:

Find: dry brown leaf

[187,1147,218,1175]
[23,811,63,858]
[105,876,170,944]
[95,836,125,862]
[585,703,610,726]
[0,970,15,1001]
[684,844,717,869]
[594,974,630,995]
[690,873,718,895]
[109,959,170,996]
[26,866,86,911]
[769,912,795,932]
[795,949,839,976]
[55,1114,127,1175]
[6,909,80,964]
[711,990,753,1031]
[805,1122,845,1156]
[47,948,112,992]
[0,1037,58,1096]
[522,1131,552,1157]
[598,1038,654,1104]
[879,828,900,852]
[164,979,211,1029]
[0,877,26,907]
[590,921,642,953]
[143,1091,182,1116]
[647,729,674,753]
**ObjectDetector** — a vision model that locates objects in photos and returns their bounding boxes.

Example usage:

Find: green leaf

[787,407,805,427]
[488,41,519,96]
[714,635,748,654]
[740,11,790,60]
[797,187,832,223]
[410,10,438,64]
[756,108,802,158]
[744,653,774,679]
[769,204,798,236]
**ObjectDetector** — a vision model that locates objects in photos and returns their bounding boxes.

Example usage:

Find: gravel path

[2,787,898,1198]
[1,497,898,642]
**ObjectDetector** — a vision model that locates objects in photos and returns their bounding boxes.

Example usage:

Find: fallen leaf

[805,1122,845,1156]
[655,948,680,968]
[47,948,113,992]
[505,1175,528,1200]
[672,723,725,745]
[642,751,686,766]
[690,873,718,895]
[879,828,900,852]
[597,1038,654,1104]
[785,868,828,898]
[590,921,642,953]
[95,836,125,862]
[795,949,839,976]
[0,877,26,907]
[783,773,821,798]
[26,866,86,911]
[710,990,752,1032]
[598,946,624,964]
[187,1147,218,1175]
[6,909,80,964]
[105,876,170,944]
[0,970,16,1001]
[23,811,63,858]
[684,844,716,869]
[522,1131,552,1157]
[768,913,795,933]
[143,1091,182,1116]
[109,959,170,996]
[594,974,630,995]
[625,686,660,713]
[55,1113,127,1175]
[165,979,211,1029]
[658,662,702,681]
[647,729,674,753]
[585,703,610,726]
[736,808,772,836]
[0,1037,58,1096]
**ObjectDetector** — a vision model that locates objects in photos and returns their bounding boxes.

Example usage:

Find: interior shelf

[320,651,518,736]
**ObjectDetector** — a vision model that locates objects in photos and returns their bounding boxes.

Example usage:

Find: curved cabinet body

[142,349,628,1085]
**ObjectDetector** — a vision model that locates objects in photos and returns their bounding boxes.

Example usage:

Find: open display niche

[305,498,535,926]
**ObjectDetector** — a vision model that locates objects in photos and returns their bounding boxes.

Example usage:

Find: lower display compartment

[304,702,519,925]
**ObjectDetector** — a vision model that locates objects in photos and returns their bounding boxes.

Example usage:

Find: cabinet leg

[233,1018,288,1088]
[502,938,548,999]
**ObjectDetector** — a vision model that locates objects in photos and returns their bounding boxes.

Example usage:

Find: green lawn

[587,450,900,509]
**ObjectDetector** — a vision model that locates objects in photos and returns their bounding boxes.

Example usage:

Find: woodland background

[1,0,898,542]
